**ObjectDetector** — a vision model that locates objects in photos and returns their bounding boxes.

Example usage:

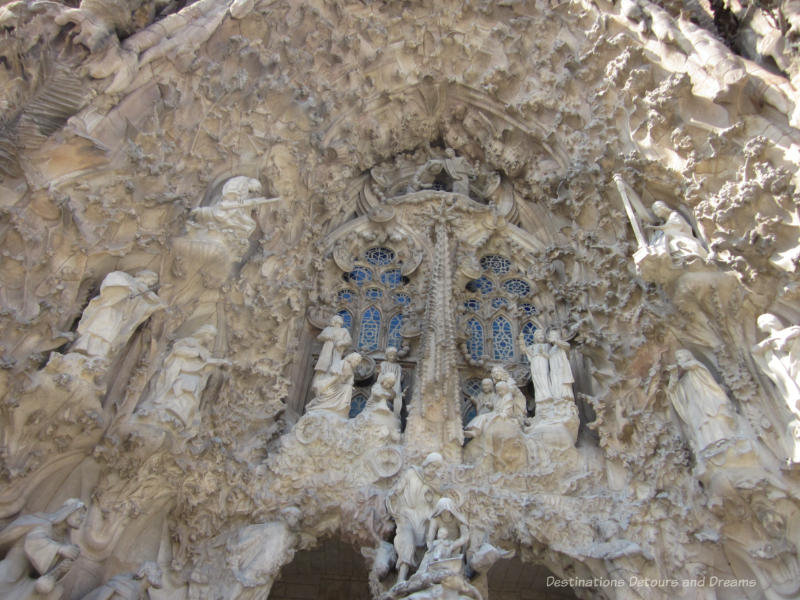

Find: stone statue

[468,379,495,419]
[72,270,164,360]
[365,372,401,432]
[667,350,738,453]
[547,329,574,401]
[648,201,707,262]
[0,499,86,600]
[226,508,301,599]
[135,325,230,431]
[386,497,482,600]
[191,176,278,240]
[411,149,475,196]
[519,329,552,402]
[489,366,527,416]
[81,562,162,600]
[314,315,352,375]
[752,313,800,413]
[465,380,527,473]
[386,453,443,582]
[379,347,404,418]
[306,352,362,418]
[425,498,468,558]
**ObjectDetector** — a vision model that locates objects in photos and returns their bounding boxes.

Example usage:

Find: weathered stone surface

[2,0,800,598]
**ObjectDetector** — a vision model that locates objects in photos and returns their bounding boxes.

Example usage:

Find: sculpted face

[386,346,398,361]
[331,315,344,327]
[757,313,782,334]
[491,367,505,382]
[675,349,693,368]
[480,378,493,393]
[67,505,87,528]
[652,201,670,219]
[533,329,545,343]
[547,329,560,343]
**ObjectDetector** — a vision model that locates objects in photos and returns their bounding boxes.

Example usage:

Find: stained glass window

[358,307,381,351]
[337,289,354,303]
[337,309,353,331]
[348,267,373,287]
[381,269,403,289]
[464,378,483,397]
[466,276,494,295]
[387,313,404,350]
[349,394,367,418]
[521,321,536,346]
[491,297,509,310]
[464,299,481,312]
[502,278,531,296]
[466,319,484,361]
[365,247,396,266]
[394,293,411,306]
[365,288,384,300]
[520,303,536,315]
[480,255,511,275]
[492,316,513,360]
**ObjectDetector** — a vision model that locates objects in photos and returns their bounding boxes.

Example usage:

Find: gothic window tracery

[332,246,412,353]
[460,254,536,364]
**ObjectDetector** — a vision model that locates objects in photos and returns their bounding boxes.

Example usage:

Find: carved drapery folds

[5,0,800,592]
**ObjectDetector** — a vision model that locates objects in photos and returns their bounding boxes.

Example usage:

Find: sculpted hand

[59,543,81,560]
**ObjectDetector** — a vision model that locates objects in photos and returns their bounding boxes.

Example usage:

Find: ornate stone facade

[2,0,800,598]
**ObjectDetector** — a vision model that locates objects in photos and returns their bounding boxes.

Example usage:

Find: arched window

[337,309,353,331]
[492,316,513,360]
[358,307,381,351]
[332,246,412,354]
[466,319,484,362]
[387,313,404,350]
[461,254,535,364]
[521,321,536,346]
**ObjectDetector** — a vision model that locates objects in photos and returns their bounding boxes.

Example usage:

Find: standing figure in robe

[547,329,574,401]
[519,329,551,402]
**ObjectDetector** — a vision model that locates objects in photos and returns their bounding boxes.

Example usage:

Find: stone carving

[410,149,475,196]
[667,350,739,455]
[386,453,442,582]
[364,372,401,435]
[379,347,404,419]
[305,352,362,418]
[752,313,800,413]
[0,499,86,599]
[648,201,708,263]
[519,330,551,402]
[134,325,229,432]
[72,270,164,361]
[4,0,800,597]
[315,315,352,375]
[81,562,162,600]
[225,508,301,599]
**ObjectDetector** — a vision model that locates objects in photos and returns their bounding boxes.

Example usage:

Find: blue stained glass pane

[466,319,484,361]
[503,278,531,296]
[365,247,396,266]
[464,299,481,312]
[466,276,493,295]
[520,303,536,315]
[522,321,536,346]
[463,404,477,425]
[365,288,383,300]
[464,378,483,397]
[349,394,367,418]
[491,297,509,310]
[388,313,404,349]
[492,316,513,360]
[337,310,353,331]
[381,269,403,289]
[348,267,373,287]
[337,289,354,303]
[358,307,381,351]
[394,293,411,306]
[480,255,511,275]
